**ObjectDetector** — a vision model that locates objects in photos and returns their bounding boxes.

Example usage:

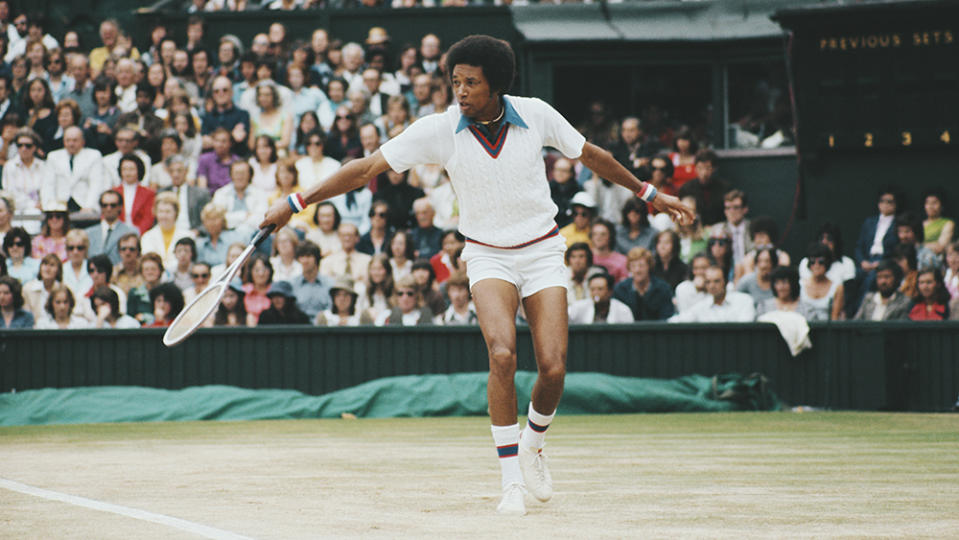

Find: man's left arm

[578,142,693,225]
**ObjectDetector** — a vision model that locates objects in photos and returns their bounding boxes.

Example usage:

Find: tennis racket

[162,224,276,347]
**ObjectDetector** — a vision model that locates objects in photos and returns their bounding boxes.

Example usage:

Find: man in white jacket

[47,126,105,212]
[568,272,634,324]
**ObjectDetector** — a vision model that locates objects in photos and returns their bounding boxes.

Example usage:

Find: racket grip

[252,224,277,248]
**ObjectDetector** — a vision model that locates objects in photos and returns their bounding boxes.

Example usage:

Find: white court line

[0,477,254,540]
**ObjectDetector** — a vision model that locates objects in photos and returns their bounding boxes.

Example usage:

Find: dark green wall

[3,322,957,412]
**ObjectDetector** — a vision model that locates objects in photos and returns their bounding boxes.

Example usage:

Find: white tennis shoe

[496,483,527,515]
[519,445,552,502]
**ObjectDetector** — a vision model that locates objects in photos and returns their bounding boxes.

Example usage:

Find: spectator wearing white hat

[559,191,596,248]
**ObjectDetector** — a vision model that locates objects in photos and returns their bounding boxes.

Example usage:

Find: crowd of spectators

[0,7,954,331]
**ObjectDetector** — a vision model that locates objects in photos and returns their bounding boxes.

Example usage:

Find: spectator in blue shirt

[0,275,34,328]
[289,241,333,320]
[613,247,675,321]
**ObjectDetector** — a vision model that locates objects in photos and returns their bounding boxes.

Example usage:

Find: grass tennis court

[2,412,957,539]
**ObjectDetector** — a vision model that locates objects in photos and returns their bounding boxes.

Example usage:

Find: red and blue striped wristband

[637,183,658,203]
[287,193,306,214]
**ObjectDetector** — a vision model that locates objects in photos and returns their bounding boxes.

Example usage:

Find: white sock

[520,402,555,452]
[491,423,522,490]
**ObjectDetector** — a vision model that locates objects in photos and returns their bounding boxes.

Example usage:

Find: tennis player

[261,35,694,515]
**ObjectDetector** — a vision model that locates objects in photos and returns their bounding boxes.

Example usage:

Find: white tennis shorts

[460,233,569,298]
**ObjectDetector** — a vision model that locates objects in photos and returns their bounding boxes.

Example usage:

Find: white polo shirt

[380,95,586,248]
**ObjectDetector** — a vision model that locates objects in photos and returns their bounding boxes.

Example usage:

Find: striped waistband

[465,226,560,250]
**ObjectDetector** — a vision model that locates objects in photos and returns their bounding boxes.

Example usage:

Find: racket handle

[252,224,277,248]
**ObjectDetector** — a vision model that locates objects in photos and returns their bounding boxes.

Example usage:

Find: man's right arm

[260,151,392,231]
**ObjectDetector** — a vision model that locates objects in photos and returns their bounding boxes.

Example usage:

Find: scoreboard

[774,1,958,152]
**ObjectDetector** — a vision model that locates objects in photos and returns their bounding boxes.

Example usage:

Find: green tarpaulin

[0,372,780,426]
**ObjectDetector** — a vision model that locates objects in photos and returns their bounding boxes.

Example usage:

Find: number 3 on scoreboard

[864,132,873,147]
[942,130,951,144]
[901,131,912,146]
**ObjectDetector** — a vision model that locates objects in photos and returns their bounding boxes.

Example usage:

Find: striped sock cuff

[496,444,519,458]
[527,419,549,433]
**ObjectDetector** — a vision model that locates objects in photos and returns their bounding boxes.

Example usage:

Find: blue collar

[455,96,528,133]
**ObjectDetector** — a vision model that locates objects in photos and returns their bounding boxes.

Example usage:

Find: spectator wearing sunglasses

[800,242,845,321]
[375,274,433,326]
[735,215,791,283]
[357,200,394,256]
[715,189,751,265]
[559,191,596,249]
[2,226,37,283]
[2,127,52,234]
[61,228,92,298]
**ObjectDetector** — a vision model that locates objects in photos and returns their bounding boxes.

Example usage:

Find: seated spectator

[294,129,340,190]
[85,190,139,265]
[150,132,193,191]
[945,241,959,300]
[590,219,628,283]
[891,243,918,298]
[0,275,33,328]
[127,252,168,325]
[201,76,250,158]
[375,274,433,326]
[616,198,656,256]
[735,216,790,281]
[373,95,411,143]
[737,247,778,309]
[316,277,365,326]
[671,265,755,323]
[111,232,144,294]
[23,254,62,321]
[674,252,711,315]
[269,157,300,210]
[259,280,311,325]
[387,229,414,280]
[853,260,911,321]
[921,188,954,267]
[854,187,901,287]
[330,185,373,237]
[170,238,198,291]
[0,194,13,246]
[909,268,950,321]
[3,226,38,283]
[560,192,596,248]
[84,77,121,155]
[643,154,679,211]
[248,82,293,157]
[799,222,856,285]
[196,127,239,194]
[613,247,674,321]
[409,198,443,260]
[569,272,634,324]
[83,254,127,322]
[676,198,708,263]
[668,127,698,188]
[209,279,253,327]
[158,156,211,235]
[357,254,394,322]
[62,229,92,298]
[305,201,343,258]
[196,203,242,268]
[565,241,594,305]
[321,222,372,283]
[22,78,57,151]
[374,168,423,231]
[270,227,303,282]
[611,116,657,180]
[800,243,845,321]
[677,149,729,226]
[652,230,688,291]
[716,189,751,265]
[115,154,156,235]
[242,253,273,324]
[212,161,268,236]
[146,282,184,328]
[549,157,580,229]
[141,192,193,270]
[412,258,447,316]
[357,200,394,256]
[91,286,140,329]
[103,128,154,190]
[439,272,477,325]
[183,262,211,305]
[430,230,465,284]
[249,135,279,193]
[35,284,90,329]
[757,266,811,319]
[47,126,104,213]
[584,174,632,227]
[3,127,53,233]
[289,241,333,320]
[895,212,933,272]
[115,85,164,158]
